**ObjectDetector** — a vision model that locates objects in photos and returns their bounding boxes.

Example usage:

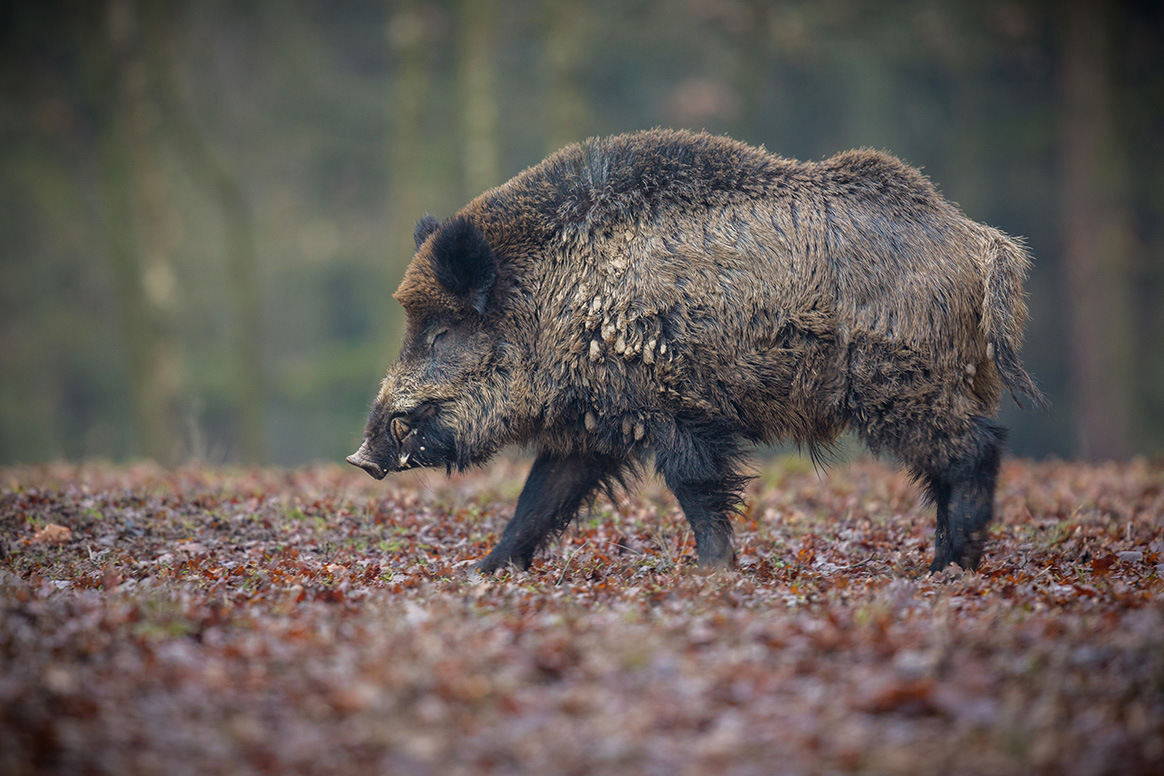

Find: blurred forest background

[1,0,1162,468]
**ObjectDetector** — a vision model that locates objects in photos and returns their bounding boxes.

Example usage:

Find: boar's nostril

[346,452,386,480]
[391,417,411,443]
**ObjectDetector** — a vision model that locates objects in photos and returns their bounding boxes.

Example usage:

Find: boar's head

[347,213,513,479]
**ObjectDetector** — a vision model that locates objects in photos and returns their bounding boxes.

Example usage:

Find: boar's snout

[347,402,458,478]
[346,441,387,480]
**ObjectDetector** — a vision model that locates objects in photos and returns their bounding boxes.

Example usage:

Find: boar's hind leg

[476,452,624,573]
[924,416,1007,572]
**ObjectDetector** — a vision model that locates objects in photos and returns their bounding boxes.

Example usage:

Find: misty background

[1,0,1161,468]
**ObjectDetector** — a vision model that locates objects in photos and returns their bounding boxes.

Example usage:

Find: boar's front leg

[476,452,623,573]
[665,480,742,569]
[656,427,747,570]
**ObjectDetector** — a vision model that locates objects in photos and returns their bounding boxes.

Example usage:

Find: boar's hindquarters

[476,452,627,572]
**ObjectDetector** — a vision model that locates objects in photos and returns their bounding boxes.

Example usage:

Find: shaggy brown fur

[348,129,1043,573]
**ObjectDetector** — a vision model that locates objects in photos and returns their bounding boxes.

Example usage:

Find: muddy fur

[348,129,1044,573]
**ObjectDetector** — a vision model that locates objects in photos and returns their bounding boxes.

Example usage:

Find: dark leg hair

[476,451,626,572]
[654,419,748,569]
[923,416,1007,572]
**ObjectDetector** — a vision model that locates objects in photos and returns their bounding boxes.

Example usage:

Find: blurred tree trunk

[456,0,501,198]
[385,2,432,345]
[141,4,266,464]
[1058,0,1135,460]
[542,1,590,153]
[96,0,183,464]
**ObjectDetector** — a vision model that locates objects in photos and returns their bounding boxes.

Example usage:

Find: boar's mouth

[346,441,387,480]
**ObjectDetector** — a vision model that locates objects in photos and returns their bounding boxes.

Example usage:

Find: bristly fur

[353,128,1044,573]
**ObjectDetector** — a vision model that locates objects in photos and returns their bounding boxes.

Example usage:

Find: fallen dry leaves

[29,523,71,545]
[1,457,1162,775]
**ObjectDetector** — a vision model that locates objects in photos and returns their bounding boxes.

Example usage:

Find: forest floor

[1,457,1162,775]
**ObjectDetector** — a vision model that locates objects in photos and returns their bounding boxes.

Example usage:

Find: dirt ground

[2,457,1162,775]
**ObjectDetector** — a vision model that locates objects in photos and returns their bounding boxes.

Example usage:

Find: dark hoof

[928,554,953,574]
[958,552,983,572]
[474,549,532,574]
[474,556,505,574]
[928,553,982,576]
[695,547,737,572]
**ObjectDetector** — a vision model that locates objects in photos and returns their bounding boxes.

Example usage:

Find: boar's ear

[414,214,440,250]
[429,216,497,314]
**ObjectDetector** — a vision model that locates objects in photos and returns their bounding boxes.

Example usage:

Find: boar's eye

[427,326,450,350]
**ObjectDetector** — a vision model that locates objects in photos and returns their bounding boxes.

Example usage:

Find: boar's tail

[980,231,1047,410]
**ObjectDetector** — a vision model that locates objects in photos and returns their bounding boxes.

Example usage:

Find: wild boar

[347,129,1043,574]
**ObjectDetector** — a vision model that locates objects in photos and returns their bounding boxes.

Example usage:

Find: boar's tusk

[391,417,411,443]
[398,451,411,469]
